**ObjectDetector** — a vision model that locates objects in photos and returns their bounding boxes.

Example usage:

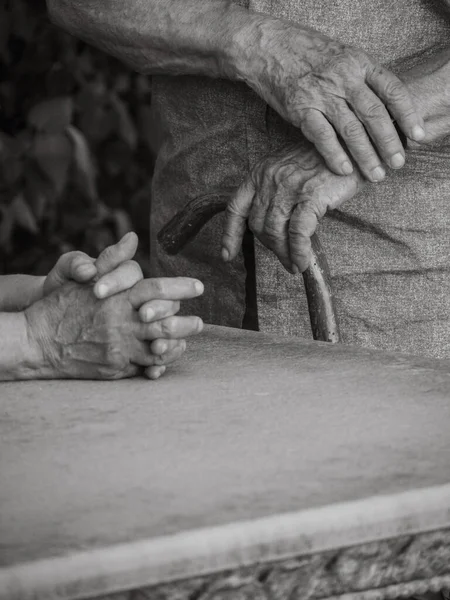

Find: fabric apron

[150,0,450,359]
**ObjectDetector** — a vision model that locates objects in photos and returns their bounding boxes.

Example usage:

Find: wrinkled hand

[25,276,204,380]
[43,232,198,379]
[222,144,364,273]
[241,18,425,180]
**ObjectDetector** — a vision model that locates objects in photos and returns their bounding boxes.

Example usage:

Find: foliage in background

[0,0,156,276]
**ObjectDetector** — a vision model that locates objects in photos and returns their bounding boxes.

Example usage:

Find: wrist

[0,312,54,380]
[228,13,316,94]
[220,7,268,80]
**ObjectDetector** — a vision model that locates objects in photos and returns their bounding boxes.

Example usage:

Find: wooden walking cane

[158,191,341,343]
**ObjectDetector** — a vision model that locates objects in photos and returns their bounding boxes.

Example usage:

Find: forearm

[0,275,45,312]
[46,0,260,79]
[0,312,47,380]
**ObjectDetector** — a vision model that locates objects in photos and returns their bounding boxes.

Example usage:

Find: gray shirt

[150,0,450,358]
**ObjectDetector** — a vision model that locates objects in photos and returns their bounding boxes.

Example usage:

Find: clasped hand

[25,232,204,380]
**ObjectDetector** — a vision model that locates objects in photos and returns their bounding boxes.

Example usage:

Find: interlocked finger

[137,315,204,340]
[129,278,204,308]
[138,299,181,323]
[95,231,138,277]
[94,260,143,299]
[151,338,183,356]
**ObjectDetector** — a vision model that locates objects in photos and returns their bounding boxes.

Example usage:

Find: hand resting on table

[0,233,204,381]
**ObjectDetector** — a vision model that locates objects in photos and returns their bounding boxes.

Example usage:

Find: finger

[137,315,204,340]
[289,203,319,272]
[333,104,386,182]
[221,177,255,262]
[262,190,297,273]
[94,260,143,299]
[139,300,180,322]
[57,252,96,283]
[69,254,97,282]
[135,339,187,367]
[366,66,425,142]
[148,340,187,366]
[95,231,139,277]
[129,278,204,309]
[152,341,186,365]
[151,338,185,355]
[43,251,97,296]
[145,365,167,380]
[299,109,353,176]
[350,87,405,169]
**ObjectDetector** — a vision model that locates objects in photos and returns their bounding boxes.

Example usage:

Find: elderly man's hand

[222,144,364,273]
[237,18,425,181]
[24,276,204,380]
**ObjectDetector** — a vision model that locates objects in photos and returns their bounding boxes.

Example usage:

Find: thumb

[44,251,96,296]
[221,177,255,262]
[94,231,139,277]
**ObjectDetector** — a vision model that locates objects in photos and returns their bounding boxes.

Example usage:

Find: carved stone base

[93,528,450,600]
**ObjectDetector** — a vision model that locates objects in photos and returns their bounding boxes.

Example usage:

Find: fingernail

[97,283,108,298]
[154,366,166,379]
[390,152,405,169]
[121,231,134,242]
[194,281,204,295]
[181,340,187,351]
[292,264,299,275]
[371,166,385,182]
[411,125,425,141]
[341,160,353,175]
[159,341,168,353]
[145,307,155,321]
[221,247,230,262]
[77,263,95,277]
[197,318,204,332]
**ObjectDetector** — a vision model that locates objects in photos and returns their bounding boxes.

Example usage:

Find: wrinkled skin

[242,18,425,181]
[222,143,364,273]
[25,279,203,380]
[222,49,450,274]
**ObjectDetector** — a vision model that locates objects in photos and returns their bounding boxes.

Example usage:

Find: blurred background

[0,0,155,277]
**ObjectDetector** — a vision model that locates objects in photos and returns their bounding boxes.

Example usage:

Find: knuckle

[379,131,400,146]
[362,102,386,120]
[248,215,262,235]
[263,223,283,243]
[160,317,176,336]
[343,119,365,140]
[105,345,127,370]
[226,199,244,217]
[384,79,406,100]
[313,125,334,142]
[274,165,302,188]
[151,278,165,296]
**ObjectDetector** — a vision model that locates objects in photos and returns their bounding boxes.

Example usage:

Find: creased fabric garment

[150,0,450,358]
